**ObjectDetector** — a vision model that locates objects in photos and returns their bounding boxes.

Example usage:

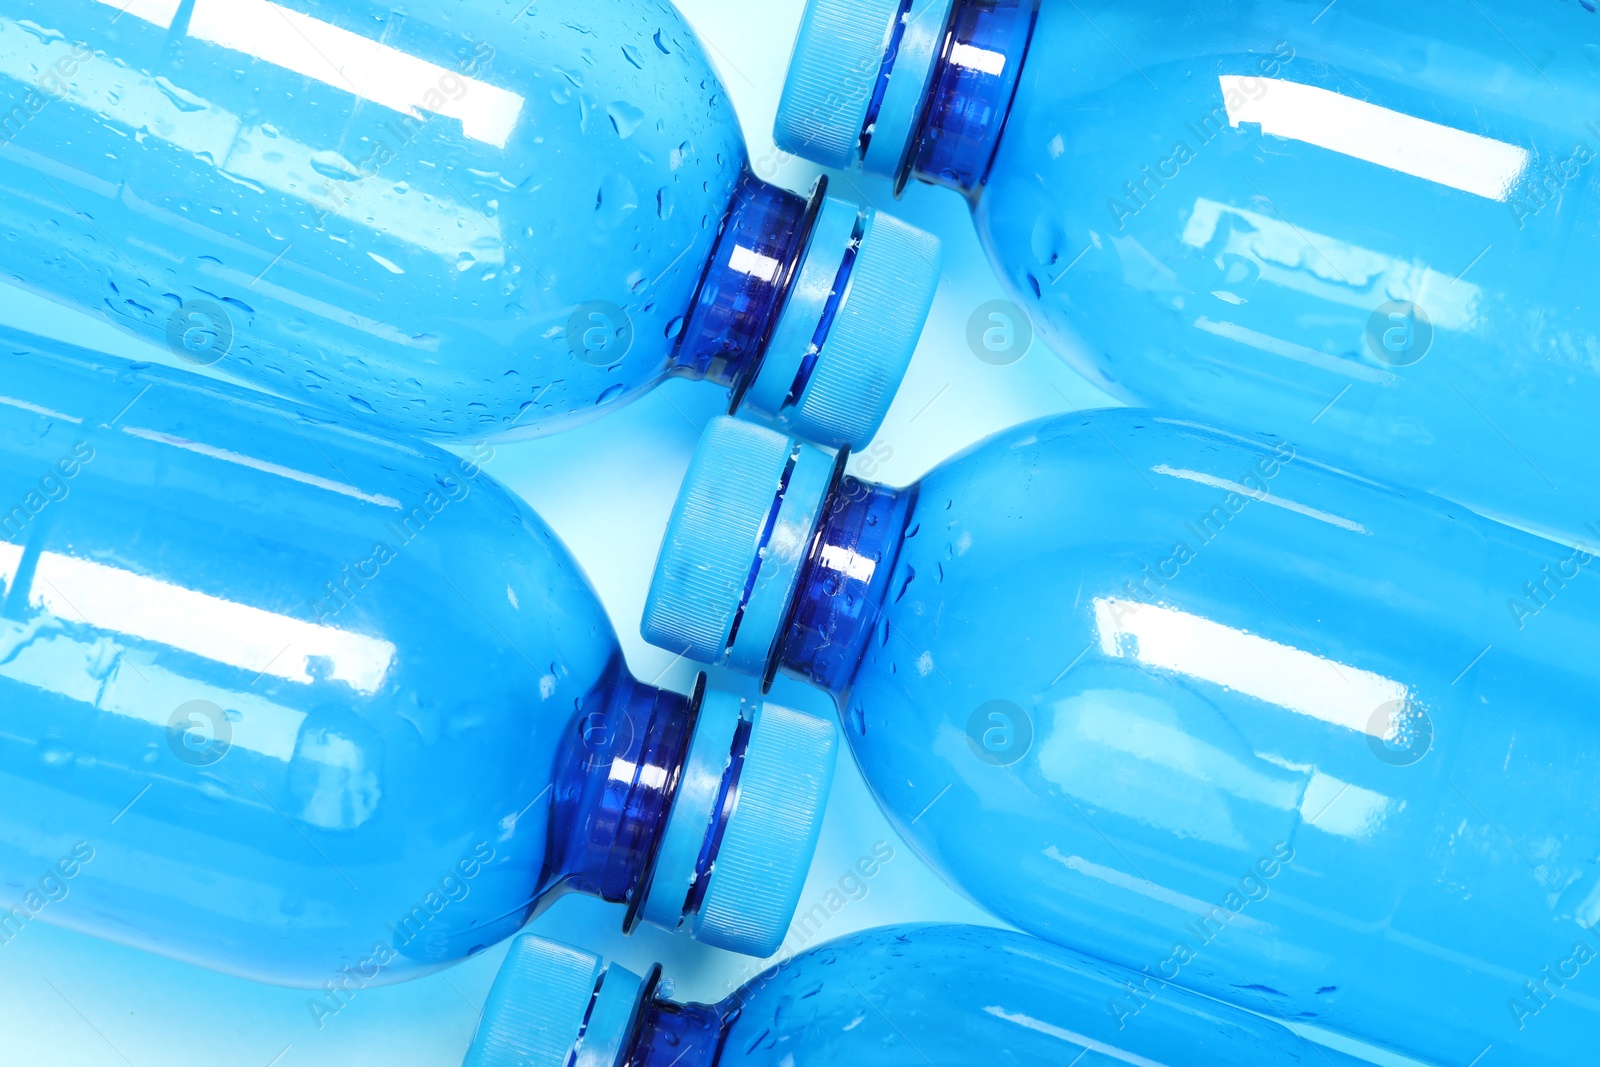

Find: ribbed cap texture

[795,212,942,448]
[643,418,794,664]
[695,703,838,957]
[774,0,902,168]
[462,935,601,1067]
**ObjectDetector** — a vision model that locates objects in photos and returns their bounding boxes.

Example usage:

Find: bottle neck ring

[546,671,704,924]
[773,470,916,699]
[619,976,729,1067]
[670,169,820,393]
[860,0,1039,197]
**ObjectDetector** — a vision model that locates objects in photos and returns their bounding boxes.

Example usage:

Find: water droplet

[368,251,405,274]
[621,44,643,69]
[153,76,208,113]
[894,566,915,602]
[309,151,362,182]
[652,30,671,54]
[596,382,627,405]
[455,252,477,272]
[607,100,645,139]
[594,173,638,228]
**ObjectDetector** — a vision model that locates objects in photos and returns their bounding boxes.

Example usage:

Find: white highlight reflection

[1151,464,1369,533]
[951,42,1007,77]
[1044,847,1269,928]
[819,542,876,583]
[0,17,503,263]
[187,0,525,148]
[728,245,784,283]
[982,1007,1170,1067]
[1092,597,1408,739]
[121,426,402,509]
[0,541,393,694]
[1301,769,1390,839]
[98,0,525,148]
[1220,75,1528,201]
[0,394,82,424]
[1192,317,1396,385]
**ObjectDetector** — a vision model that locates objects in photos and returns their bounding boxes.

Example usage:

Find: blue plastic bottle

[0,0,942,449]
[642,414,1600,1066]
[0,329,837,987]
[461,924,1364,1066]
[774,0,1600,545]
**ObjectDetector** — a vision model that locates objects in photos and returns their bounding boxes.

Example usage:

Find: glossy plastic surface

[0,0,744,438]
[0,329,680,986]
[947,0,1600,547]
[626,924,1361,1065]
[785,412,1600,1065]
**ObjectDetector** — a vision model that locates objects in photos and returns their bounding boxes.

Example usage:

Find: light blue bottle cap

[739,200,942,451]
[462,935,645,1067]
[643,417,832,671]
[860,0,957,179]
[776,0,956,177]
[773,0,903,169]
[693,700,837,957]
[639,691,835,958]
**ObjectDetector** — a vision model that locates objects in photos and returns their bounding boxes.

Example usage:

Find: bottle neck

[544,667,701,913]
[670,168,821,392]
[621,994,731,1067]
[772,471,917,700]
[899,0,1038,198]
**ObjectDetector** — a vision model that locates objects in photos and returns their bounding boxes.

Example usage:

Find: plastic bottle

[460,924,1365,1066]
[641,413,1600,1066]
[0,329,837,988]
[773,0,1600,545]
[0,0,942,449]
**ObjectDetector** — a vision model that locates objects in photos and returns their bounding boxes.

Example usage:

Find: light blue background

[0,2,1115,1063]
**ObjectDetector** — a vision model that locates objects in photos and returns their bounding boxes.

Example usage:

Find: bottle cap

[714,696,835,958]
[773,0,901,169]
[641,691,836,958]
[775,0,955,177]
[461,935,646,1067]
[739,199,941,451]
[642,417,832,671]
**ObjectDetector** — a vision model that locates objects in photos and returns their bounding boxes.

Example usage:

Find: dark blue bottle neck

[670,168,821,391]
[543,665,699,917]
[772,471,917,701]
[902,0,1038,198]
[621,993,731,1067]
